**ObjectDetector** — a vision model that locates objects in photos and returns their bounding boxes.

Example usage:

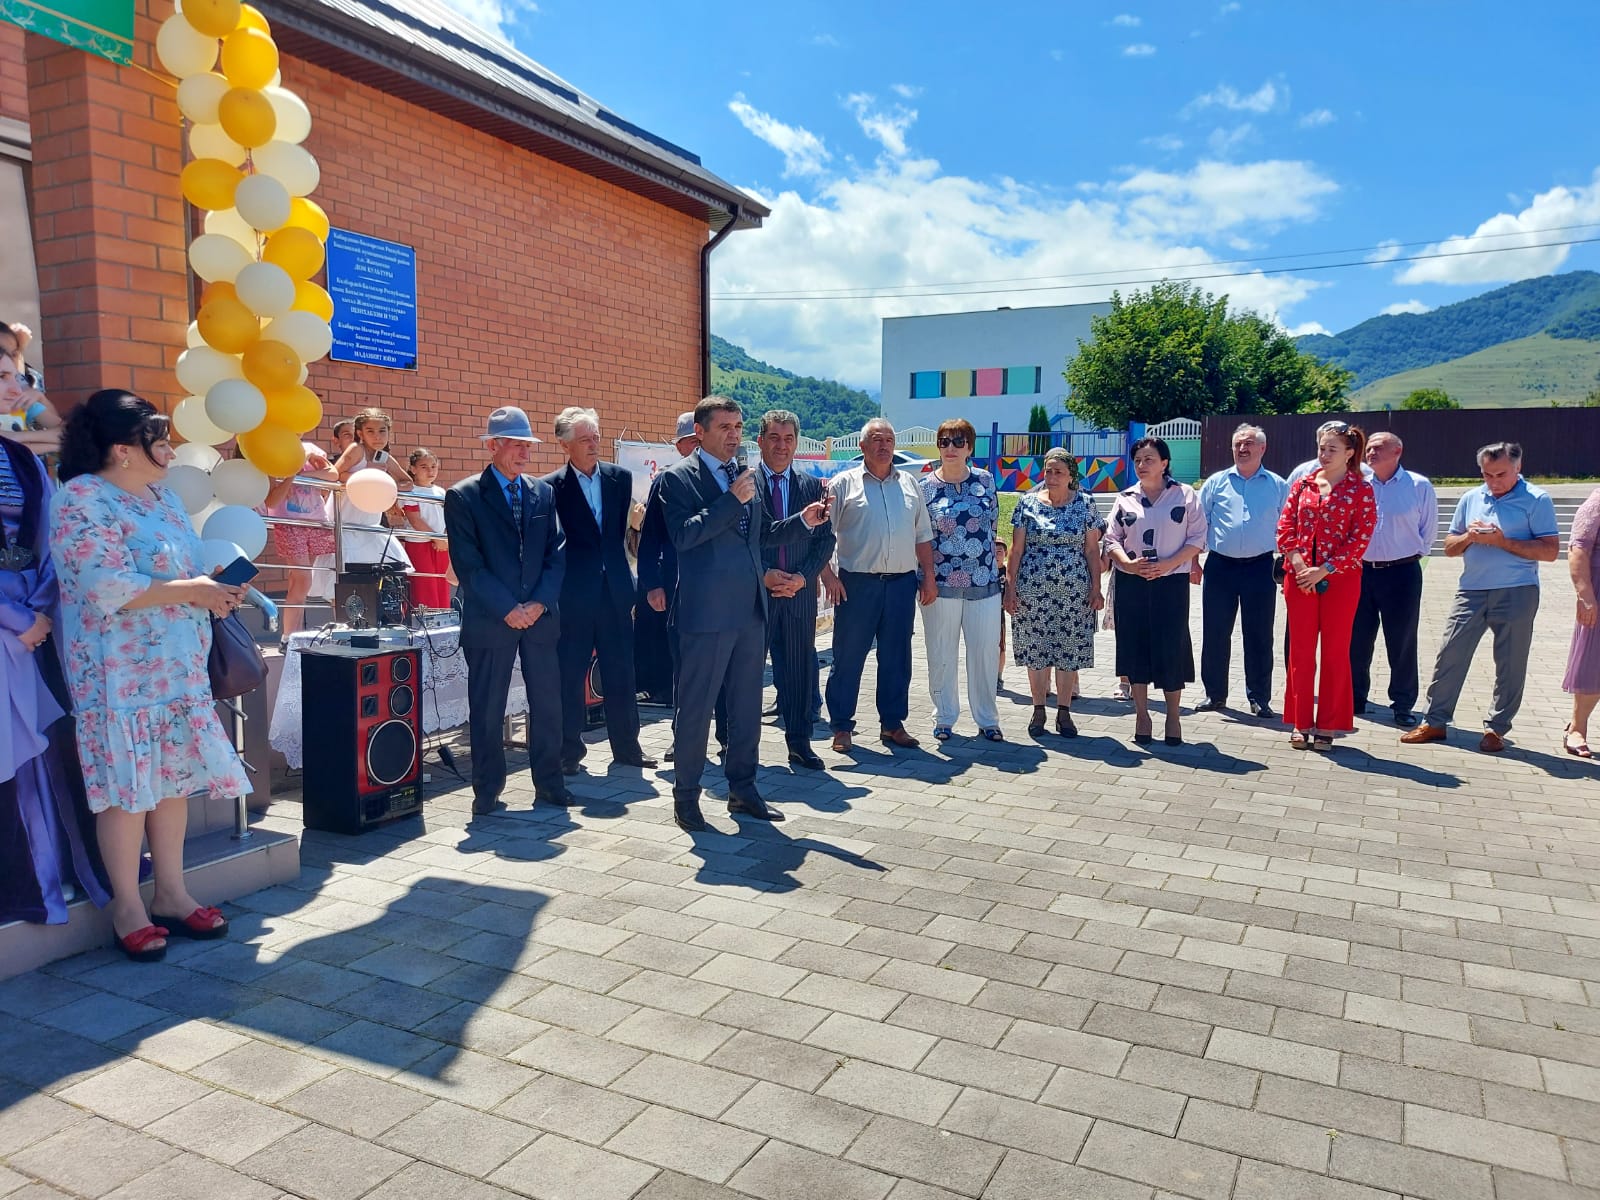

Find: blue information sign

[326,228,419,370]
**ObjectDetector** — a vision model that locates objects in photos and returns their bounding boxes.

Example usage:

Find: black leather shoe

[472,795,505,815]
[728,794,785,821]
[614,752,658,768]
[561,762,581,777]
[1394,709,1420,729]
[787,747,825,770]
[536,788,576,808]
[1249,701,1276,720]
[673,805,709,833]
[1193,697,1225,713]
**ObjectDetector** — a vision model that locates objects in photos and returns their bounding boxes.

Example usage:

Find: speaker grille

[391,656,414,683]
[366,719,418,787]
[389,684,415,718]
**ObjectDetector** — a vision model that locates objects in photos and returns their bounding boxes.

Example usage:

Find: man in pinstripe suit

[756,411,837,770]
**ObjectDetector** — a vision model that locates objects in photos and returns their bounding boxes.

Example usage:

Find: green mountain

[1350,333,1600,409]
[1297,270,1600,389]
[710,334,879,440]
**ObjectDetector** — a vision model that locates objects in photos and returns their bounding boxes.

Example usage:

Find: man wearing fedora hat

[444,406,573,814]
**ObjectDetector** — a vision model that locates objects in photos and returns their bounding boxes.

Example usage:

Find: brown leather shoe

[1479,729,1505,753]
[880,727,921,749]
[1399,724,1447,745]
[831,731,853,753]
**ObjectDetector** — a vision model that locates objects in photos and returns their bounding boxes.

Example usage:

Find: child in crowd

[399,448,452,609]
[0,322,62,455]
[263,443,338,642]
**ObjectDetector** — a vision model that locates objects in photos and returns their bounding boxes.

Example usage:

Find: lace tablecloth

[268,625,529,768]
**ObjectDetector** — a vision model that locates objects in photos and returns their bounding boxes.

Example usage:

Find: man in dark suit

[658,396,832,833]
[543,406,654,773]
[635,411,698,707]
[444,406,572,815]
[755,410,835,770]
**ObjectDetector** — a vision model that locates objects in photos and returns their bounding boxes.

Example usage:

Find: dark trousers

[557,576,641,765]
[1350,559,1423,714]
[634,597,673,703]
[465,633,564,801]
[826,570,917,734]
[1200,551,1276,707]
[768,594,821,748]
[674,616,766,805]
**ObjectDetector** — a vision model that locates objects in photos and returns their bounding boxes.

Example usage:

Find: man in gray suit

[658,396,832,833]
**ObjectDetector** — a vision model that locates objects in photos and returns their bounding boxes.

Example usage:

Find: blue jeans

[826,570,918,733]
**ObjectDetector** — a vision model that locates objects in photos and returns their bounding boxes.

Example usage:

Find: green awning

[1,0,133,65]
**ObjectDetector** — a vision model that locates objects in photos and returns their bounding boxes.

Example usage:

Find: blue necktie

[724,461,749,536]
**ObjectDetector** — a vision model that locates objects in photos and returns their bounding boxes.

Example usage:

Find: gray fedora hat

[480,406,541,442]
[674,411,696,441]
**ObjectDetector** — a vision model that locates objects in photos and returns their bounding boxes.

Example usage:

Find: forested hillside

[710,335,879,439]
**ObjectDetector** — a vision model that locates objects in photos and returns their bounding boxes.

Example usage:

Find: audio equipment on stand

[300,644,423,833]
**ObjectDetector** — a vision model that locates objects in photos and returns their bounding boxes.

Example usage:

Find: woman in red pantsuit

[1276,423,1377,750]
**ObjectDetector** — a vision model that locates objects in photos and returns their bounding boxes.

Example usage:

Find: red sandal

[113,925,169,963]
[149,906,228,940]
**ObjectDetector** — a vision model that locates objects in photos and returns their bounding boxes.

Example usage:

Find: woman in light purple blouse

[1104,437,1207,745]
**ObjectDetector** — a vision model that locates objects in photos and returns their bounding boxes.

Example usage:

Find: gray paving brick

[723,1080,873,1154]
[8,1117,176,1198]
[237,1122,411,1200]
[379,1099,536,1177]
[914,1039,1055,1101]
[606,1104,764,1183]
[1403,1104,1566,1178]
[361,1161,526,1200]
[192,1039,337,1101]
[1177,1097,1330,1172]
[995,1020,1129,1075]
[1330,1133,1493,1200]
[1273,1007,1404,1060]
[1077,1120,1240,1200]
[980,1148,1155,1199]
[1039,1065,1186,1134]
[279,1070,431,1139]
[1402,1033,1542,1089]
[611,1052,756,1117]
[493,1074,645,1144]
[1231,1159,1399,1200]
[55,1059,211,1128]
[145,1089,307,1164]
[729,1140,896,1200]
[1083,1003,1212,1055]
[702,991,829,1040]
[806,1012,936,1070]
[972,980,1093,1027]
[818,1059,961,1125]
[514,981,639,1035]
[939,1087,1090,1161]
[1206,1028,1339,1085]
[490,1133,657,1200]
[507,1028,646,1086]
[785,972,907,1019]
[96,1152,283,1200]
[692,952,809,998]
[1255,1074,1403,1141]
[1336,1054,1483,1115]
[1120,1045,1259,1107]
[706,1030,842,1091]
[845,1114,1005,1197]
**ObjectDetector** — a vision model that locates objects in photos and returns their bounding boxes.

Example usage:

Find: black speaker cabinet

[300,644,422,833]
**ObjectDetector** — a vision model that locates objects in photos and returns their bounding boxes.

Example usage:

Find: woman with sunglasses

[1276,422,1377,750]
[919,418,1004,740]
[1105,437,1207,745]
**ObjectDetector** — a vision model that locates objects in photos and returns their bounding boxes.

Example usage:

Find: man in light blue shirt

[1350,432,1437,728]
[1195,423,1288,718]
[1402,441,1560,752]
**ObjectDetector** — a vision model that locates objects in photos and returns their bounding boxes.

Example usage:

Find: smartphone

[372,450,388,464]
[213,556,260,587]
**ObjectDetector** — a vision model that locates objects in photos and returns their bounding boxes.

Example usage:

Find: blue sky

[445,0,1600,388]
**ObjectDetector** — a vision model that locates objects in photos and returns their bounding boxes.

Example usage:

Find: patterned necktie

[724,461,750,536]
[770,474,789,570]
[507,478,523,528]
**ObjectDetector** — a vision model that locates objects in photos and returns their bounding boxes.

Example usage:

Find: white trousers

[920,592,1003,730]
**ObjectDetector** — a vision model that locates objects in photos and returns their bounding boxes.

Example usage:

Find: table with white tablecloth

[268,625,529,768]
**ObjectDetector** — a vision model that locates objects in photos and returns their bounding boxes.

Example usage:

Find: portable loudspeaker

[300,644,422,833]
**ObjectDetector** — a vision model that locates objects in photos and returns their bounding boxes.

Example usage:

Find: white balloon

[264,311,333,363]
[189,122,247,167]
[211,458,271,506]
[186,321,205,348]
[345,468,398,515]
[204,207,258,252]
[166,464,216,514]
[173,396,232,447]
[203,505,269,559]
[172,439,224,471]
[263,87,311,144]
[234,172,291,233]
[251,141,320,197]
[188,233,251,283]
[296,363,308,385]
[175,71,229,124]
[234,261,295,319]
[155,14,217,77]
[174,345,243,395]
[199,538,247,572]
[204,378,267,434]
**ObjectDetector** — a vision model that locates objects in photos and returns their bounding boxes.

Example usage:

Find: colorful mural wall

[996,455,1127,493]
[910,366,1042,399]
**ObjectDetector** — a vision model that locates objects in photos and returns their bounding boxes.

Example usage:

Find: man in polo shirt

[1194,423,1287,718]
[1350,432,1437,728]
[824,418,937,753]
[1402,441,1560,752]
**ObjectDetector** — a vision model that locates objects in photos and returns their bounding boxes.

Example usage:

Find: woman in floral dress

[1004,448,1106,737]
[51,391,249,961]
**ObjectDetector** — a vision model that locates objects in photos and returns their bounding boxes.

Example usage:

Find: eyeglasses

[936,436,968,448]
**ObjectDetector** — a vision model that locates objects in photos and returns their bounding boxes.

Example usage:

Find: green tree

[1063,280,1352,428]
[1400,387,1460,411]
[1027,403,1051,454]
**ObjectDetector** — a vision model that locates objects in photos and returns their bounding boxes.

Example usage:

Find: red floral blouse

[1275,469,1377,575]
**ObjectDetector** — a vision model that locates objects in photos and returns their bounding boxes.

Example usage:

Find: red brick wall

[0,23,26,124]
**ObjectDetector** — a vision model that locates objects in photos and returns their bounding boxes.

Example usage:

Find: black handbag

[209,611,267,700]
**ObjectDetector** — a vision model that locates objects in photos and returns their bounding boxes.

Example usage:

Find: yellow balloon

[241,339,302,392]
[262,226,325,281]
[217,87,276,149]
[201,280,239,308]
[236,3,270,34]
[284,196,330,242]
[221,28,278,89]
[183,0,241,39]
[196,296,261,355]
[179,158,242,211]
[263,384,322,434]
[238,421,304,477]
[292,279,334,322]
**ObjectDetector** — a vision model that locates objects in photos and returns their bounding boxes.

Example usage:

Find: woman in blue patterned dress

[1004,448,1106,737]
[918,418,1004,741]
[51,391,249,961]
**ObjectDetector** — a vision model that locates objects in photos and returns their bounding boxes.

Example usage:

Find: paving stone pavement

[2,554,1597,1200]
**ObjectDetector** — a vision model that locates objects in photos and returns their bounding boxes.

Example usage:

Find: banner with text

[327,228,419,370]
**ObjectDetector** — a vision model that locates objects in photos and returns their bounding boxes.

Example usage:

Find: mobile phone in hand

[213,556,260,587]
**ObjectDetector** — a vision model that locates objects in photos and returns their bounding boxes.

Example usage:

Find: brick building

[0,0,766,477]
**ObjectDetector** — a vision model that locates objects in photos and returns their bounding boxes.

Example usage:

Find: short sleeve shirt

[1448,478,1559,591]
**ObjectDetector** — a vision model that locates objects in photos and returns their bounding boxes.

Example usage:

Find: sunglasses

[937,435,968,448]
[1319,421,1351,434]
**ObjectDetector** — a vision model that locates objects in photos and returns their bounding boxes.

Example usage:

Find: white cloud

[1219,1,1241,13]
[714,109,1335,387]
[1287,321,1329,337]
[1123,43,1157,57]
[811,32,840,46]
[1143,134,1185,152]
[1207,123,1254,156]
[1189,80,1283,114]
[1110,13,1142,26]
[1298,108,1336,128]
[891,83,923,99]
[728,94,831,177]
[435,0,537,44]
[1366,239,1402,264]
[1397,167,1600,285]
[846,93,917,158]
[1381,300,1431,316]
